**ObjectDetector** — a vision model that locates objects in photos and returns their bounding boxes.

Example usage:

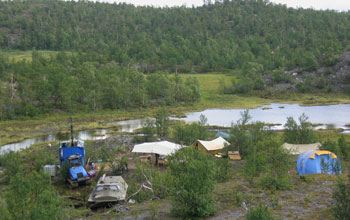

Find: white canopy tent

[282,142,321,155]
[132,141,184,156]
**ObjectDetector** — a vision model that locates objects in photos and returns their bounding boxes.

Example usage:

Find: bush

[155,108,169,137]
[260,175,291,191]
[259,137,291,190]
[284,113,316,144]
[151,169,171,199]
[127,179,153,203]
[244,149,267,180]
[3,171,66,220]
[244,133,291,190]
[168,148,216,217]
[173,114,209,145]
[246,203,275,220]
[31,151,56,172]
[56,161,70,184]
[214,158,231,183]
[333,174,350,220]
[229,110,253,158]
[0,152,23,183]
[338,136,350,161]
[142,118,155,142]
[320,139,341,157]
[128,160,170,202]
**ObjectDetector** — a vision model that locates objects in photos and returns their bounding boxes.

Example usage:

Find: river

[1,103,350,155]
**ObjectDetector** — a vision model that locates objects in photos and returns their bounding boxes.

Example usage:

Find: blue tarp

[216,131,231,139]
[59,145,85,167]
[296,151,342,175]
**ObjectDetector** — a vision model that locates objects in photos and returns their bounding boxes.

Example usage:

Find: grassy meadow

[2,50,60,62]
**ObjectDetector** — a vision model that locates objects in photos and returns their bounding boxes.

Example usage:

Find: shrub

[320,139,341,157]
[260,175,291,191]
[283,113,316,144]
[56,161,70,184]
[246,203,274,220]
[259,137,291,190]
[168,148,216,217]
[173,114,209,145]
[142,118,155,142]
[214,158,231,183]
[31,151,56,172]
[127,179,153,203]
[338,136,350,161]
[333,174,350,220]
[229,110,252,158]
[246,203,275,220]
[155,108,169,137]
[0,152,23,183]
[128,160,170,202]
[151,169,171,199]
[3,171,66,220]
[244,149,267,180]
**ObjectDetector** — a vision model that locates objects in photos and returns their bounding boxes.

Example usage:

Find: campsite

[1,109,350,219]
[1,0,350,220]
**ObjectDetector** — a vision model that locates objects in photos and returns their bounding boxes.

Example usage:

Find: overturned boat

[88,174,128,206]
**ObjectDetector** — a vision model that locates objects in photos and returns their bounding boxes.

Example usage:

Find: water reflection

[0,129,108,155]
[107,118,155,132]
[176,103,350,130]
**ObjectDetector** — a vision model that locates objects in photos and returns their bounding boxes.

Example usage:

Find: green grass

[1,50,60,62]
[180,73,350,109]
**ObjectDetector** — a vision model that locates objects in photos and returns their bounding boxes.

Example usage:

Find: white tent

[132,141,184,156]
[196,137,230,153]
[282,142,321,155]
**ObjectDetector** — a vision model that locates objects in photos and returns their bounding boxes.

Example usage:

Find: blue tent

[296,150,342,175]
[216,131,231,139]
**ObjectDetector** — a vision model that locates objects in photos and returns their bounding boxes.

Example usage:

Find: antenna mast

[70,116,74,146]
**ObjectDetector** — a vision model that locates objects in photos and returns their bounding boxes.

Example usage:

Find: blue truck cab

[59,141,91,188]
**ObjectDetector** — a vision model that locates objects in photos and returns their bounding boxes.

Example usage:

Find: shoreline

[0,93,349,147]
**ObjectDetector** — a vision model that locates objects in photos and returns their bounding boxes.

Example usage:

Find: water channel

[0,129,108,155]
[1,103,350,155]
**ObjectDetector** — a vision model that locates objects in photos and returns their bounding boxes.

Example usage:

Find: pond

[106,118,154,133]
[1,103,350,154]
[177,103,350,130]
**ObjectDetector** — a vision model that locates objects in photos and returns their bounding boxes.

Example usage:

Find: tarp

[196,137,230,152]
[296,150,342,175]
[216,131,231,139]
[59,145,85,167]
[282,142,321,155]
[132,141,184,156]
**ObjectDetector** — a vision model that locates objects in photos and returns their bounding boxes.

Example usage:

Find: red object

[88,170,96,177]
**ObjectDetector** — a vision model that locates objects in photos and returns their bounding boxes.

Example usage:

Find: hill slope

[1,0,350,72]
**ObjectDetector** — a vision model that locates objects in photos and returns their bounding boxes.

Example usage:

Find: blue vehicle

[58,117,91,188]
[59,141,91,188]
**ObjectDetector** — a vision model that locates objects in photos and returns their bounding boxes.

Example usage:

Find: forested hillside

[0,51,200,120]
[1,0,350,120]
[1,0,350,72]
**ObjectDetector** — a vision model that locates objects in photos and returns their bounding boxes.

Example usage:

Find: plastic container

[43,165,56,177]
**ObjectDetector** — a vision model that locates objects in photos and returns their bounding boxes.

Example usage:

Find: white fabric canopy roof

[282,142,321,155]
[132,141,184,156]
[197,137,230,151]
